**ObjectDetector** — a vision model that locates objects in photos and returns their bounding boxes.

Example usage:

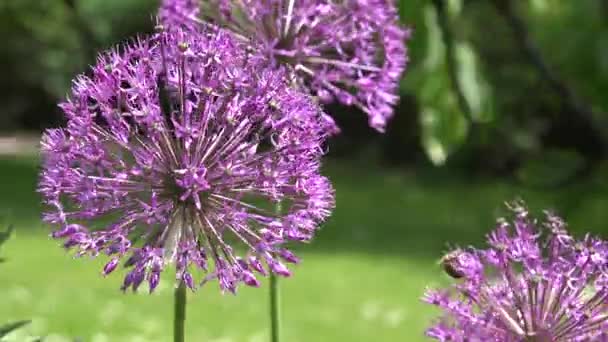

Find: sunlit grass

[0,233,441,342]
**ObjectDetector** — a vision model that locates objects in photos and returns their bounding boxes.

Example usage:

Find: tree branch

[63,0,100,60]
[431,0,473,123]
[491,0,608,152]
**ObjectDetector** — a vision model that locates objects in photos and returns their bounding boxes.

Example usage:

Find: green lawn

[1,157,608,341]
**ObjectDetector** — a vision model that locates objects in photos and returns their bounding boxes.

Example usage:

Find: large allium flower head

[423,201,608,341]
[159,0,200,27]
[38,24,335,294]
[160,0,411,132]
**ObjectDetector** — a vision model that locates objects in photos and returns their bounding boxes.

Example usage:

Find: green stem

[269,272,280,342]
[269,201,282,342]
[174,281,187,342]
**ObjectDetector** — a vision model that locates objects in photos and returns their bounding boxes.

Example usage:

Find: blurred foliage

[406,1,493,165]
[397,0,608,178]
[1,0,607,179]
[515,148,586,188]
[0,0,156,130]
[528,0,608,110]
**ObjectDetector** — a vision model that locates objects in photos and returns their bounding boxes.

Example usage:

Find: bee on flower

[424,201,608,342]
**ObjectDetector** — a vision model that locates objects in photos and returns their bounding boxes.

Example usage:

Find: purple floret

[160,0,410,132]
[424,201,608,341]
[38,25,335,294]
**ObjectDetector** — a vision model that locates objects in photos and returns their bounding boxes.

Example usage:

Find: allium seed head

[424,201,608,341]
[38,25,335,293]
[160,0,410,132]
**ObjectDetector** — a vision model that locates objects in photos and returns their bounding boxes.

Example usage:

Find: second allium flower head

[160,0,410,132]
[424,202,608,341]
[38,25,335,293]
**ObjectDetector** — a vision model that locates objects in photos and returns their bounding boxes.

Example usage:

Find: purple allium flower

[159,0,410,132]
[424,201,608,341]
[38,25,335,293]
[159,0,200,27]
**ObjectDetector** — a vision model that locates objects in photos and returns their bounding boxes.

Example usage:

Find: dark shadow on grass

[0,157,41,222]
[3,157,608,261]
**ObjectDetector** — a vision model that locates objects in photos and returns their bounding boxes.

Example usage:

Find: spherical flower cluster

[38,26,335,293]
[424,202,608,341]
[160,0,410,132]
[159,0,200,27]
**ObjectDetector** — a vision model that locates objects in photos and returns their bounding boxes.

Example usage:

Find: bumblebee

[440,249,466,279]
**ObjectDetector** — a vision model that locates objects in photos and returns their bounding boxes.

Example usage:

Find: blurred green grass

[1,157,608,341]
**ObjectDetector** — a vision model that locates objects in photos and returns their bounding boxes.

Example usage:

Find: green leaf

[419,103,468,166]
[421,6,444,70]
[412,4,496,165]
[529,0,549,13]
[0,320,30,338]
[447,0,463,16]
[455,42,494,123]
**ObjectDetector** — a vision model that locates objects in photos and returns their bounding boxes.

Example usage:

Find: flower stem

[269,272,280,342]
[174,281,187,342]
[269,202,282,342]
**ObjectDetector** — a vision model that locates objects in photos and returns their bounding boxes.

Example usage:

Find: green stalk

[269,202,282,342]
[174,281,187,342]
[269,272,280,342]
